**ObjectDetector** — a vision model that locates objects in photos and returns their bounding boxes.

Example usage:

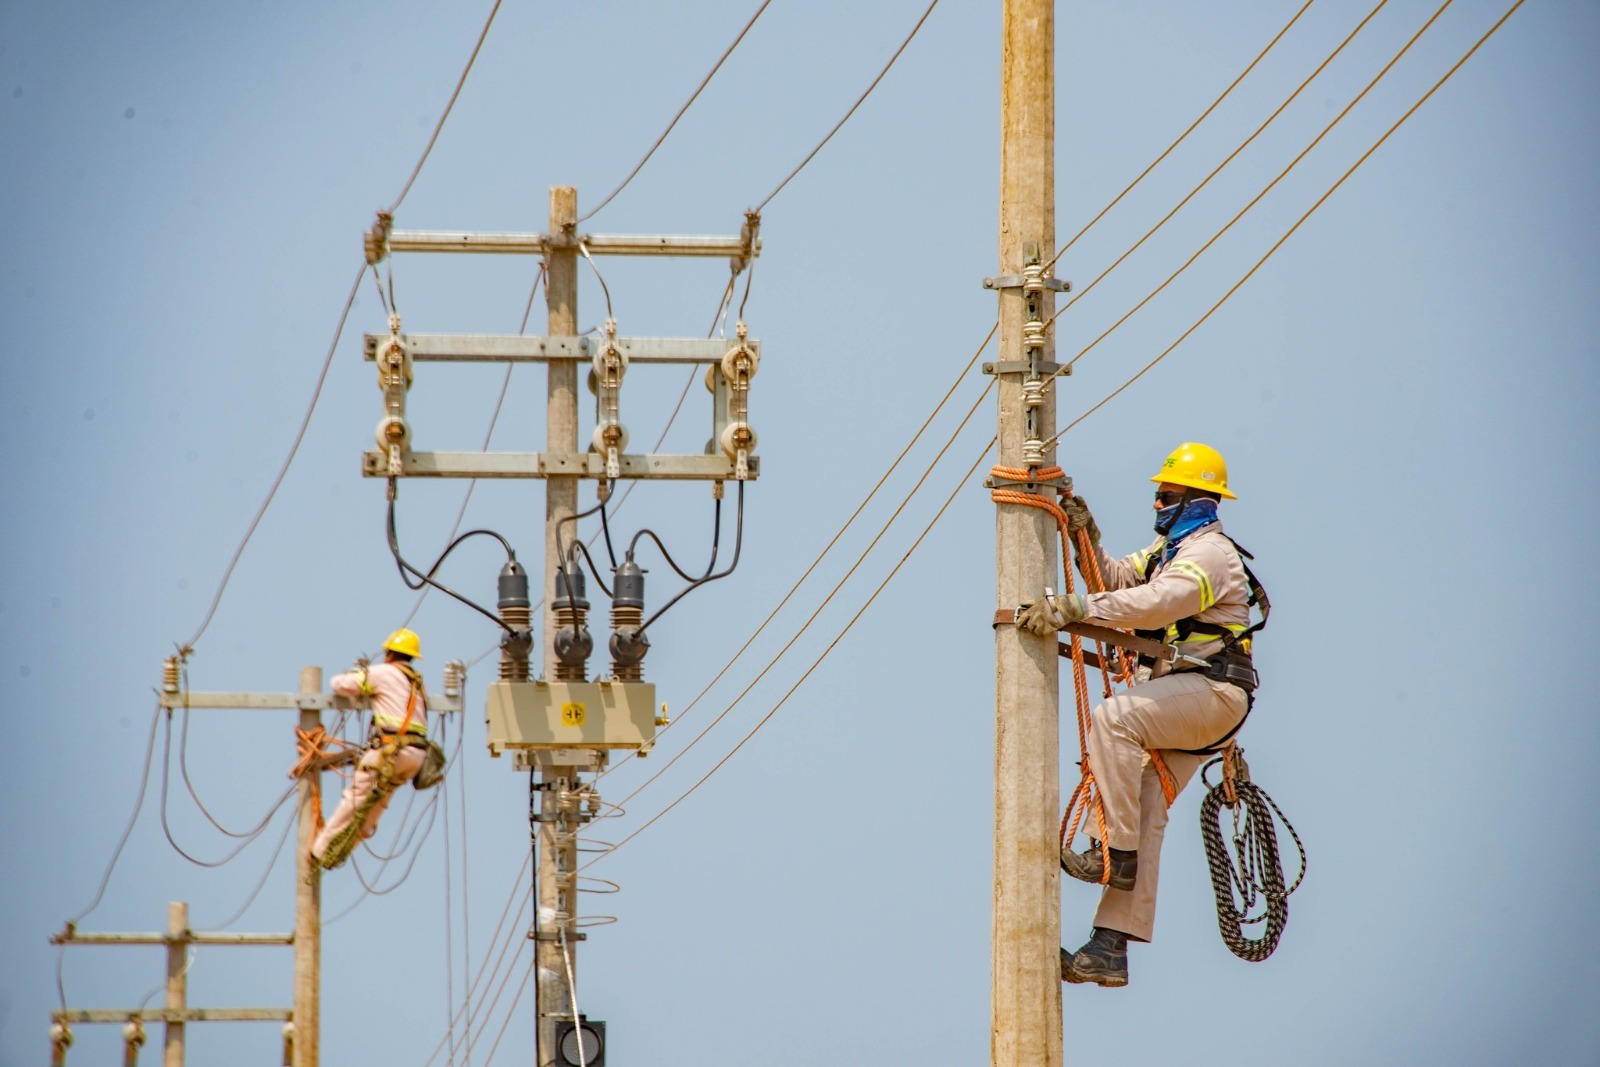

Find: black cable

[159,709,295,868]
[568,538,615,599]
[598,491,620,571]
[179,703,285,839]
[386,482,515,631]
[552,498,614,603]
[627,496,721,583]
[639,481,744,635]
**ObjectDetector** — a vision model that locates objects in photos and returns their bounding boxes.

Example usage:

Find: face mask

[1154,501,1184,535]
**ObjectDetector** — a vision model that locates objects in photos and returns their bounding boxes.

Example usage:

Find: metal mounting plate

[363,450,758,481]
[364,334,759,365]
[983,274,1071,291]
[486,680,657,753]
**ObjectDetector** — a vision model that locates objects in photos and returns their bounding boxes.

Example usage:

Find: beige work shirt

[1079,522,1253,671]
[331,661,426,736]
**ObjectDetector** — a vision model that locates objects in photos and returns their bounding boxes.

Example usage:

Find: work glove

[1016,593,1087,636]
[1062,495,1100,545]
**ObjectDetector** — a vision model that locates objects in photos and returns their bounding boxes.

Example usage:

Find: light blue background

[3,2,1596,1064]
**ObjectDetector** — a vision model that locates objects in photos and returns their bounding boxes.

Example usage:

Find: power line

[1044,0,1320,272]
[1055,0,1458,375]
[1047,0,1393,322]
[606,378,994,816]
[182,262,364,650]
[388,0,506,214]
[752,0,940,212]
[1051,0,1525,444]
[577,0,775,223]
[582,430,997,872]
[594,323,995,787]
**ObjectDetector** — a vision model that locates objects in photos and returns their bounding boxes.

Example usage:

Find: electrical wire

[182,261,364,650]
[1049,0,1525,445]
[387,485,519,630]
[637,481,743,635]
[403,260,547,629]
[752,0,940,212]
[178,702,288,839]
[201,804,297,931]
[583,430,997,871]
[594,323,996,786]
[1045,0,1396,330]
[607,380,992,814]
[159,710,296,868]
[1043,0,1319,272]
[578,0,774,223]
[388,0,506,214]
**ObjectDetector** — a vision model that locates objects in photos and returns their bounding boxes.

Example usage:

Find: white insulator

[376,336,412,391]
[1023,319,1047,350]
[719,422,757,460]
[703,365,718,394]
[1023,377,1045,409]
[375,415,411,452]
[590,343,628,387]
[721,343,759,383]
[1022,437,1046,466]
[591,422,629,455]
[1023,268,1045,293]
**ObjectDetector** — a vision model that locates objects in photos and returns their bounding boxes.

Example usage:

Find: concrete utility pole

[294,666,322,1067]
[992,1,1062,1064]
[538,185,581,1067]
[362,195,761,1066]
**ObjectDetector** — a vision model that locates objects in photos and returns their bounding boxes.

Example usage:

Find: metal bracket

[984,275,1070,292]
[983,360,1062,376]
[983,474,1071,492]
[529,930,588,942]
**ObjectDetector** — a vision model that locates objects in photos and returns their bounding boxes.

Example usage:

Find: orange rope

[290,726,359,835]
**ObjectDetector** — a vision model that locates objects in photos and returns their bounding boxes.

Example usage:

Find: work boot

[1060,841,1137,891]
[1060,927,1129,987]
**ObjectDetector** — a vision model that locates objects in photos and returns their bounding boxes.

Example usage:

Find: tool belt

[369,729,429,750]
[1171,646,1258,694]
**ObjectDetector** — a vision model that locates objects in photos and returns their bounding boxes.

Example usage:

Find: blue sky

[3,2,1597,1064]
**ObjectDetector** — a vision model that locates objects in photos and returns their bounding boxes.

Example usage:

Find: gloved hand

[1062,495,1100,545]
[354,655,371,671]
[1016,593,1087,636]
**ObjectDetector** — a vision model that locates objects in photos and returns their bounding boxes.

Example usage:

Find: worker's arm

[329,667,373,697]
[1085,539,1228,629]
[1079,536,1165,592]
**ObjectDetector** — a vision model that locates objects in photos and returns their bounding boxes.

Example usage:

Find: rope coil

[1198,753,1306,961]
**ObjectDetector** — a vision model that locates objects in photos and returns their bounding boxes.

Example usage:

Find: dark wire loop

[639,480,745,635]
[628,517,715,583]
[386,481,515,632]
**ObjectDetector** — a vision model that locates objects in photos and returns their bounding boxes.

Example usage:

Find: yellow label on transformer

[560,702,586,727]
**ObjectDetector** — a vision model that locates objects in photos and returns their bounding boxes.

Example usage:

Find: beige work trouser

[1084,671,1246,943]
[311,744,426,861]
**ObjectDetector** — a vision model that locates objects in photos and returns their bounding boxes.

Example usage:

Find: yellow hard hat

[1150,442,1237,500]
[382,628,423,659]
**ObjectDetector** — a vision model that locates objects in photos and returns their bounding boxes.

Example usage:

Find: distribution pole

[164,901,188,1067]
[993,1,1061,1065]
[538,185,581,1066]
[293,666,322,1067]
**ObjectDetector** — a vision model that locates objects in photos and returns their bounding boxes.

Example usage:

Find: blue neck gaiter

[1157,498,1219,565]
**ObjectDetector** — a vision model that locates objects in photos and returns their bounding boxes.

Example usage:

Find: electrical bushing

[498,559,533,682]
[610,555,649,681]
[553,557,592,681]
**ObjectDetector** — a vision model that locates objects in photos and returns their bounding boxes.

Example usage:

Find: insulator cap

[555,560,588,610]
[612,557,646,610]
[498,560,530,610]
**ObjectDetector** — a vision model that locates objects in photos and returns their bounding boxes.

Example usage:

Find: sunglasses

[1154,490,1187,507]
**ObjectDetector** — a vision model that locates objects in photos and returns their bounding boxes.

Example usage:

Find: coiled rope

[1198,752,1306,961]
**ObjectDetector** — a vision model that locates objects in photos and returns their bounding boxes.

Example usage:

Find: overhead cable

[1048,0,1394,322]
[1052,0,1462,378]
[1051,0,1525,444]
[388,0,506,214]
[607,380,992,815]
[1044,0,1320,271]
[583,432,997,871]
[578,0,775,223]
[181,262,364,650]
[752,0,940,212]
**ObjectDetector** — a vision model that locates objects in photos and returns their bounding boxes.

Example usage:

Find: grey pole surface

[993,2,1062,1064]
[293,666,322,1067]
[164,901,187,1067]
[539,186,580,1067]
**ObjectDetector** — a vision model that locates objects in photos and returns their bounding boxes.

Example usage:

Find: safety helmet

[382,628,423,659]
[1150,442,1237,500]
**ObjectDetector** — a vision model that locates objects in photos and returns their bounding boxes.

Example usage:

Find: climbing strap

[1198,744,1306,961]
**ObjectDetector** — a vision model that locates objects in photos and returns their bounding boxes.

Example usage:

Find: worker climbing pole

[999,442,1306,986]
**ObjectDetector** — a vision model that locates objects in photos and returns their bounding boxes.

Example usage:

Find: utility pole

[992,1,1063,1064]
[362,197,762,1066]
[294,666,322,1067]
[539,185,581,1067]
